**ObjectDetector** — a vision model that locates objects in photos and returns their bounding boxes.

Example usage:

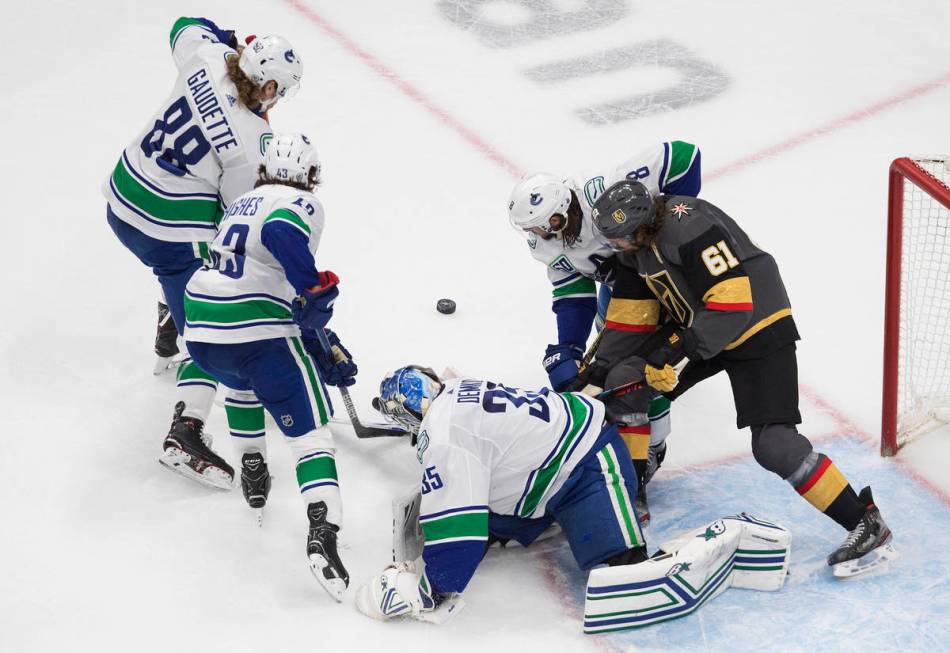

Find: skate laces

[842,517,868,549]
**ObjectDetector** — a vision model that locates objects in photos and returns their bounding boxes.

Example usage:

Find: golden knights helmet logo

[612,209,627,224]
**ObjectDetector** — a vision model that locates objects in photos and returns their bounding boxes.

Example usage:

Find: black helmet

[591,180,656,244]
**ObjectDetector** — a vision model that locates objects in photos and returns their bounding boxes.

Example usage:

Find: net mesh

[897,158,950,445]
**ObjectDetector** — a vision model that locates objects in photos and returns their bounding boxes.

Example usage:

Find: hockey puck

[436,298,456,314]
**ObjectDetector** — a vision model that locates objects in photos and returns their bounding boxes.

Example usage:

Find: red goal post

[882,157,950,456]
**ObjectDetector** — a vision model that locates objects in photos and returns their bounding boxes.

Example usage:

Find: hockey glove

[355,562,438,621]
[564,358,610,395]
[293,271,339,331]
[643,329,696,393]
[306,329,358,387]
[543,343,585,391]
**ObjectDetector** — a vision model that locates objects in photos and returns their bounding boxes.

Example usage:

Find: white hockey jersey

[184,184,325,344]
[103,18,272,243]
[416,378,606,544]
[528,141,701,303]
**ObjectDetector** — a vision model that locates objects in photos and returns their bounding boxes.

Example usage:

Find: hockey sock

[287,426,342,526]
[225,391,267,458]
[619,424,650,485]
[647,396,672,447]
[790,453,865,530]
[175,360,218,421]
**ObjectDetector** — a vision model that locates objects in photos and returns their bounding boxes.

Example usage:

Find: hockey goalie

[354,366,791,631]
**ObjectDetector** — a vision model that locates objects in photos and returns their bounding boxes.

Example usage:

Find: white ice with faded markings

[3,1,950,652]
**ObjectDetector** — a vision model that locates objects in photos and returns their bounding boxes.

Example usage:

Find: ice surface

[3,1,950,651]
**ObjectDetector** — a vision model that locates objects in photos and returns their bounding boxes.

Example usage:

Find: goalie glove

[356,562,465,623]
[356,562,435,621]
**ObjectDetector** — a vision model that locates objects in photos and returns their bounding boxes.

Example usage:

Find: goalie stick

[314,329,409,439]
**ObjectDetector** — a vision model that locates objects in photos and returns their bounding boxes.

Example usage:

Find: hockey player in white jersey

[507,141,702,521]
[183,133,355,600]
[355,366,648,622]
[357,369,799,630]
[103,16,303,488]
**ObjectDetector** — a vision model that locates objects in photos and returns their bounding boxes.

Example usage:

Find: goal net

[882,157,950,455]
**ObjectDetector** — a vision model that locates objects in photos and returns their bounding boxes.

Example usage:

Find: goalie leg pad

[584,522,740,633]
[585,514,791,633]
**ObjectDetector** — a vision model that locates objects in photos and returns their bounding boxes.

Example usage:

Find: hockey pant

[186,337,342,525]
[107,205,217,422]
[488,424,645,570]
[596,282,671,476]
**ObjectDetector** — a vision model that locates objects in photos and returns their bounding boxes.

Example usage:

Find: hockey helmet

[376,366,443,436]
[591,180,656,249]
[263,132,321,185]
[239,35,303,109]
[508,172,574,236]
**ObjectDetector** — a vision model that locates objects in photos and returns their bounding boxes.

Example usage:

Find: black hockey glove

[564,359,610,393]
[643,329,697,393]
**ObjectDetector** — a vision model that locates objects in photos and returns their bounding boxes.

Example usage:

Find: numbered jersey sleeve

[595,140,702,200]
[259,193,326,294]
[418,438,491,595]
[673,219,755,359]
[169,17,235,68]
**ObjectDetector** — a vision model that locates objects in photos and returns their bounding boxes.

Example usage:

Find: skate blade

[252,507,264,528]
[159,449,233,490]
[308,554,346,602]
[833,543,898,579]
[153,355,183,376]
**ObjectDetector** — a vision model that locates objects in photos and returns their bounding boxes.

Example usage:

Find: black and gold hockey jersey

[597,196,799,365]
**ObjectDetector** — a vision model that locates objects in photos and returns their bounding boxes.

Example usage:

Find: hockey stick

[576,329,605,376]
[314,329,409,439]
[595,379,646,401]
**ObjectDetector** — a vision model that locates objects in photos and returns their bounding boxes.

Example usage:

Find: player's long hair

[635,196,668,245]
[226,55,261,109]
[254,165,321,192]
[562,192,584,246]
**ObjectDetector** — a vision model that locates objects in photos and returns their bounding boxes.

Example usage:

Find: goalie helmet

[263,132,321,185]
[508,172,573,235]
[239,35,303,109]
[591,180,656,248]
[376,366,443,437]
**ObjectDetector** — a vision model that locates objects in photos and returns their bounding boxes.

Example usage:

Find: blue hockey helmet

[375,366,443,438]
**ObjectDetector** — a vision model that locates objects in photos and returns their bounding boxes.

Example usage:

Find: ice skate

[241,451,271,527]
[307,501,349,601]
[635,485,650,526]
[159,402,234,490]
[828,486,897,578]
[153,301,182,375]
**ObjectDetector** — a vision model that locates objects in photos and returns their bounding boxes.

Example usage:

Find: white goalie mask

[239,35,303,110]
[264,132,321,185]
[507,172,574,238]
